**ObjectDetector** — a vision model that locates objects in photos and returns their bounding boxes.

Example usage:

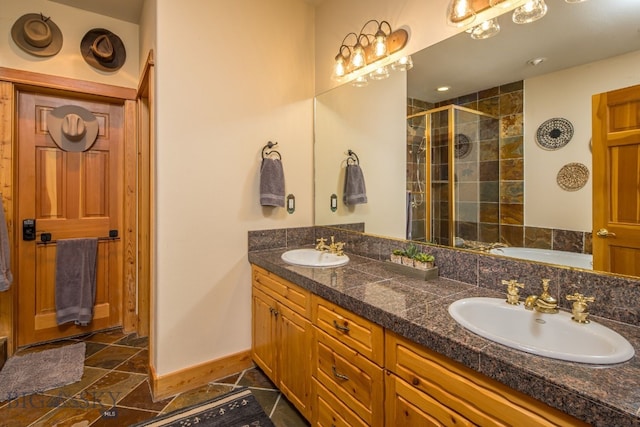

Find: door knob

[596,228,616,238]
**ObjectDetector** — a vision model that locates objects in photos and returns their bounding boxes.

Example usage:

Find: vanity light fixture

[469,17,501,39]
[512,0,548,24]
[332,19,410,86]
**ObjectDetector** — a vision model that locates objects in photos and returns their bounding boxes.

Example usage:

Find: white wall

[0,0,139,88]
[315,72,406,238]
[153,0,315,375]
[524,50,640,231]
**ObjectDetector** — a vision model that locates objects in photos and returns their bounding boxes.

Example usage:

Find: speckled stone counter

[248,247,640,427]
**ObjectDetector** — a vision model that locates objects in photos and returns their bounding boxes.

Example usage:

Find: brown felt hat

[80,28,126,71]
[11,13,63,57]
[47,105,99,152]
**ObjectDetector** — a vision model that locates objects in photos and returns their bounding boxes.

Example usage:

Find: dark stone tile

[85,346,141,370]
[237,368,277,390]
[270,394,310,427]
[479,181,499,202]
[500,158,523,180]
[500,224,524,247]
[500,203,523,225]
[0,394,65,427]
[500,113,523,138]
[479,139,500,161]
[212,372,242,385]
[500,135,523,159]
[85,342,108,358]
[117,380,171,413]
[500,181,523,204]
[500,80,523,93]
[248,229,286,252]
[161,384,234,414]
[29,399,105,426]
[115,334,148,348]
[499,91,523,116]
[84,329,128,345]
[248,388,279,417]
[477,95,499,117]
[479,160,499,181]
[480,202,499,223]
[553,229,584,253]
[478,86,500,100]
[479,223,499,243]
[43,366,108,398]
[76,371,147,406]
[114,349,148,374]
[524,226,552,249]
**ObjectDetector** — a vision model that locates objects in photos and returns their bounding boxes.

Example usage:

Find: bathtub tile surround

[248,226,640,425]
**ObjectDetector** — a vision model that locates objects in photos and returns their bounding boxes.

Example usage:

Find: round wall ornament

[536,117,574,150]
[557,162,589,191]
[454,133,471,158]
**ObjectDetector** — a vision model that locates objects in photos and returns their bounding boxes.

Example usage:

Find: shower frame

[407,104,499,245]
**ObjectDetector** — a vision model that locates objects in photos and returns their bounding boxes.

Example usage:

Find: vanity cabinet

[311,295,384,427]
[385,331,589,427]
[251,266,312,419]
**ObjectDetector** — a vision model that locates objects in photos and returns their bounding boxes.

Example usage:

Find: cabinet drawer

[314,328,384,427]
[386,372,473,427]
[313,378,368,427]
[252,265,310,318]
[385,332,589,427]
[312,295,384,366]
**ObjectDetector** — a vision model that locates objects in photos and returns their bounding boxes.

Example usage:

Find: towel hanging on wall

[343,163,368,205]
[0,198,12,292]
[260,142,285,207]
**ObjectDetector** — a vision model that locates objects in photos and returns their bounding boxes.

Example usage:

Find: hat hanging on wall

[80,28,126,71]
[11,13,63,57]
[47,105,99,152]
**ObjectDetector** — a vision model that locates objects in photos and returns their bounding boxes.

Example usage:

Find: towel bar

[36,230,119,245]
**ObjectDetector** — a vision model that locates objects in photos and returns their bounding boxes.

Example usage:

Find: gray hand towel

[0,198,12,292]
[343,164,368,205]
[55,238,98,326]
[260,158,285,207]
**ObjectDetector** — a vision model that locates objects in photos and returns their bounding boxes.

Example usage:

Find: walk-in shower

[406,105,500,245]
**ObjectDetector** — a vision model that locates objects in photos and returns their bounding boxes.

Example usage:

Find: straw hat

[11,13,63,57]
[47,105,99,152]
[80,28,126,71]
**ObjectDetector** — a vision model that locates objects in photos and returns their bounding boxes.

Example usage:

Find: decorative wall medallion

[557,162,589,191]
[454,133,471,158]
[536,117,574,150]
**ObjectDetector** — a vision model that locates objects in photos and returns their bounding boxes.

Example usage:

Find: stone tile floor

[0,329,309,426]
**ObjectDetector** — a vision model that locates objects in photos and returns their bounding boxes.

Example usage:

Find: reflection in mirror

[314,0,640,275]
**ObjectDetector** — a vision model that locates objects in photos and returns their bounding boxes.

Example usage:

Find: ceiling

[409,0,640,103]
[48,0,145,23]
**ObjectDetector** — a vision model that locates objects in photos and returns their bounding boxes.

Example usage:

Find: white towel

[260,158,285,207]
[343,164,368,205]
[0,198,12,292]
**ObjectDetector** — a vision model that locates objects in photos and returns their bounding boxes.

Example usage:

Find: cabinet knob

[333,319,350,333]
[332,365,349,381]
[412,377,420,386]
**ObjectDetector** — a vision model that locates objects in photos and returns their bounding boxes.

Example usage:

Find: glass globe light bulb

[512,0,548,24]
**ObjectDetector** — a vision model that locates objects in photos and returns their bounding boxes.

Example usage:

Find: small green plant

[413,253,435,263]
[392,249,405,256]
[404,243,420,259]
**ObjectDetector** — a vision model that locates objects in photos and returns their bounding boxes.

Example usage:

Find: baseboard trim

[150,350,253,400]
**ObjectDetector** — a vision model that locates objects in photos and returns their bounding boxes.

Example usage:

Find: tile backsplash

[249,226,639,327]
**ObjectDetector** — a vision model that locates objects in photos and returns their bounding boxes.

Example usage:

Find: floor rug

[132,387,275,427]
[0,342,85,402]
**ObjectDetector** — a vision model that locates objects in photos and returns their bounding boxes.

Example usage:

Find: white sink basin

[281,248,349,267]
[448,297,635,365]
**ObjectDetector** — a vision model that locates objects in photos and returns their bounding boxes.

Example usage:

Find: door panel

[17,91,123,346]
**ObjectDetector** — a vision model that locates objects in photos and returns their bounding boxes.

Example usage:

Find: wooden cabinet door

[592,84,640,275]
[252,287,277,380]
[277,303,312,420]
[17,91,123,346]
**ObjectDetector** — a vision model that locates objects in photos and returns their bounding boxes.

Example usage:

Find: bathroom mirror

[314,0,640,276]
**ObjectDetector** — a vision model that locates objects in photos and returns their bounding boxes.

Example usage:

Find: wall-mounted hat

[47,105,99,152]
[11,13,63,57]
[81,28,126,71]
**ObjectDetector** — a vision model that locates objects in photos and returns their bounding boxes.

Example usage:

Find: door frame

[0,66,142,355]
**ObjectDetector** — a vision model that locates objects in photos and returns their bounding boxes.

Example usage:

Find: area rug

[133,387,275,427]
[0,342,85,402]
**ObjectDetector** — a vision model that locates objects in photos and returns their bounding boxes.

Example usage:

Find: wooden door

[592,84,640,275]
[277,303,312,420]
[251,286,277,380]
[17,91,123,346]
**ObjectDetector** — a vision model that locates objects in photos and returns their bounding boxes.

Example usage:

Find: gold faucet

[566,293,595,323]
[315,236,345,256]
[501,279,524,305]
[524,279,558,313]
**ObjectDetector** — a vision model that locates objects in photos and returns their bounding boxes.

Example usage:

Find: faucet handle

[566,293,595,324]
[502,279,524,305]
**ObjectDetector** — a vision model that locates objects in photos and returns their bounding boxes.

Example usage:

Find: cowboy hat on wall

[11,13,63,57]
[47,105,99,152]
[81,28,126,72]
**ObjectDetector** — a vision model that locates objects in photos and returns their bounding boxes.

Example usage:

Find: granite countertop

[248,247,640,427]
